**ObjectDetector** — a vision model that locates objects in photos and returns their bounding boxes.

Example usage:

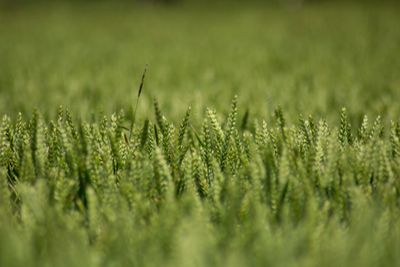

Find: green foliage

[0,103,399,266]
[1,2,400,266]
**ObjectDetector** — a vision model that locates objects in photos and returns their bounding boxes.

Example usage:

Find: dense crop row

[1,98,400,266]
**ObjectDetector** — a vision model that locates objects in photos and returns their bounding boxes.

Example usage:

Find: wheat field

[1,1,400,266]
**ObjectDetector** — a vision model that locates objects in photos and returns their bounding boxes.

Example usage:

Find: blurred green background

[0,0,399,123]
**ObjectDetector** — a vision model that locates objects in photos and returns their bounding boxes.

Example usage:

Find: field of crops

[1,1,400,267]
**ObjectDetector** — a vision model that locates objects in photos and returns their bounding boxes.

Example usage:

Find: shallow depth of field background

[1,0,399,123]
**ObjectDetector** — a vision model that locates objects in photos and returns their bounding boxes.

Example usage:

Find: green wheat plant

[0,98,400,267]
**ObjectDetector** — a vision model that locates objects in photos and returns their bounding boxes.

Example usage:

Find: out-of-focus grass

[0,2,399,121]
